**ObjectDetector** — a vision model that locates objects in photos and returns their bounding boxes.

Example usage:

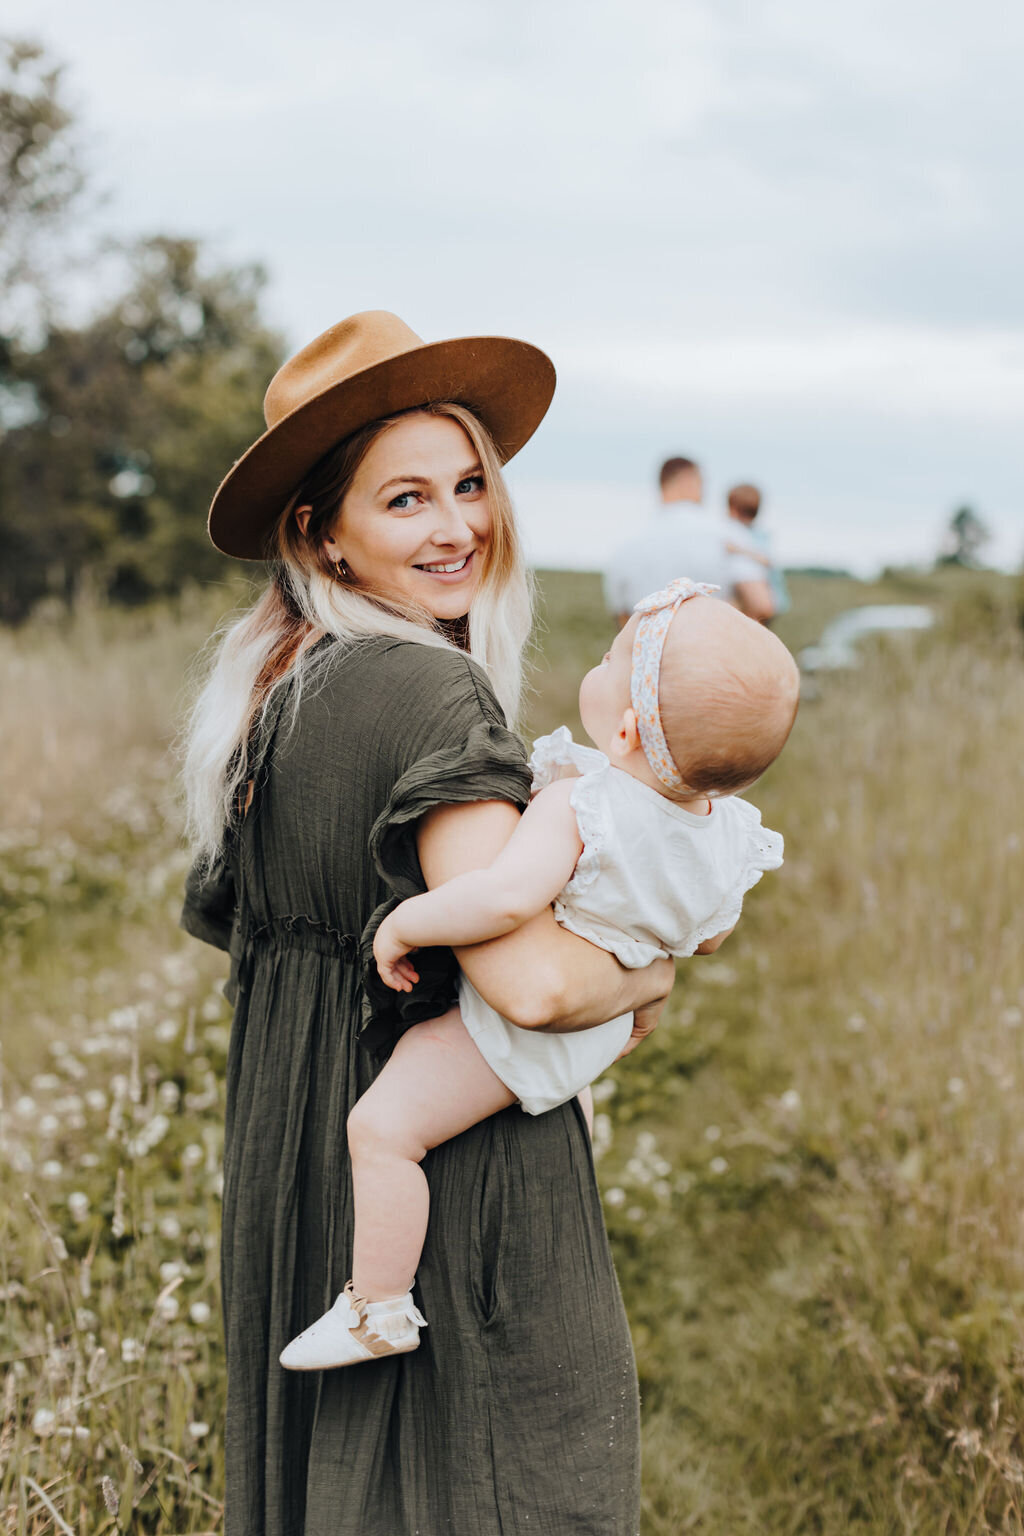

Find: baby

[280,578,800,1371]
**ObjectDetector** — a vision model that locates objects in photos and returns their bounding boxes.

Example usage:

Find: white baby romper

[458,727,785,1115]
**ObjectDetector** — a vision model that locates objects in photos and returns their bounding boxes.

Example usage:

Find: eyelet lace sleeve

[687,808,784,950]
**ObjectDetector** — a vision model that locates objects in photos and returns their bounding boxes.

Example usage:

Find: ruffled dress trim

[359,720,532,1056]
[685,815,784,952]
[530,727,613,898]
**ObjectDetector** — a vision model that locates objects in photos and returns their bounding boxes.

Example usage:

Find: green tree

[0,38,284,621]
[0,36,87,339]
[0,236,283,619]
[939,504,990,569]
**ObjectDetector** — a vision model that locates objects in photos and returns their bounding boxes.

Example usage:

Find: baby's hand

[373,911,421,993]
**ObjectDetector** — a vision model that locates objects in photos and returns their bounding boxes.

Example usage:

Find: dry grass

[1,568,1023,1532]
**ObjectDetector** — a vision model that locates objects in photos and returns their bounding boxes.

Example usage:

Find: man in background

[603,456,775,627]
[726,483,790,621]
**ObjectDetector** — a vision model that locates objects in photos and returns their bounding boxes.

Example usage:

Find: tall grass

[1,569,1022,1532]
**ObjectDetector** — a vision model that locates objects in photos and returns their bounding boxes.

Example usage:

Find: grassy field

[2,565,1023,1533]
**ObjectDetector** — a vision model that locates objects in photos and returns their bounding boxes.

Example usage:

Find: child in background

[280,578,800,1371]
[727,483,791,619]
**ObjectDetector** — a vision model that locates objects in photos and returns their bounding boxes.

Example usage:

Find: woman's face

[323,413,492,621]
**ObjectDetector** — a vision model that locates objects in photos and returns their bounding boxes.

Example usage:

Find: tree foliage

[0,38,284,621]
[0,37,86,338]
[938,504,990,569]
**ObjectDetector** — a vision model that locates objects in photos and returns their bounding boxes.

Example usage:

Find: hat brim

[208,335,556,560]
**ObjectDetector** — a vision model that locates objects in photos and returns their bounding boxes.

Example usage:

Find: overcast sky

[11,0,1024,573]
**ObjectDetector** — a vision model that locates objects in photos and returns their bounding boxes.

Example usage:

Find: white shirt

[457,729,784,1115]
[602,505,764,617]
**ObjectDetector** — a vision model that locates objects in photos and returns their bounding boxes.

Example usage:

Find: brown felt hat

[208,310,557,560]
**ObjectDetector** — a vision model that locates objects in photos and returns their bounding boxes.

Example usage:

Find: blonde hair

[183,403,532,868]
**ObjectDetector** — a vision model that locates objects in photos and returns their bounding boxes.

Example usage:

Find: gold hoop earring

[333,559,350,581]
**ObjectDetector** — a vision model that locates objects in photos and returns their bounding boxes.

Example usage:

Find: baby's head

[579,587,800,799]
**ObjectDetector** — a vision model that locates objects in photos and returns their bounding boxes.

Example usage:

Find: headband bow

[630,576,719,790]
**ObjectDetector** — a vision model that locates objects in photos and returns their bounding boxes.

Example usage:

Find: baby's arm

[725,540,773,570]
[374,779,584,991]
[694,922,736,955]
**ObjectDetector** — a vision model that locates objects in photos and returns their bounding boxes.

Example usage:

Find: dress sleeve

[692,800,784,946]
[180,844,237,953]
[358,647,533,1057]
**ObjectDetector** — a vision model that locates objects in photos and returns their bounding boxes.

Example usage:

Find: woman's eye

[455,475,485,496]
[388,490,421,511]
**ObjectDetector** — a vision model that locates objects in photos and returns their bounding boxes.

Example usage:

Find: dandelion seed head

[709,1156,729,1175]
[189,1301,212,1326]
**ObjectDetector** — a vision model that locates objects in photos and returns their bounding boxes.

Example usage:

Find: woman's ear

[294,504,314,538]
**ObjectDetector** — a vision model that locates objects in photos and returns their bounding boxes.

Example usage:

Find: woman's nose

[429,496,473,545]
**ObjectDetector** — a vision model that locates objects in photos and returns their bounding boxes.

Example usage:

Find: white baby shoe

[279,1280,427,1371]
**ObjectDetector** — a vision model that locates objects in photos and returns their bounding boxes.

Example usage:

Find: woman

[181,311,674,1536]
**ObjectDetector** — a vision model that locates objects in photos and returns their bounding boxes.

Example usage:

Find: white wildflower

[188,1420,210,1440]
[14,1095,37,1119]
[32,1407,56,1436]
[846,1013,866,1033]
[156,1294,180,1322]
[604,1187,626,1207]
[189,1301,212,1326]
[160,1261,186,1283]
[67,1192,90,1222]
[156,1081,181,1111]
[40,1159,63,1180]
[155,1019,179,1043]
[120,1337,143,1363]
[85,1089,108,1113]
[181,1143,204,1169]
[158,1214,182,1241]
[947,1077,966,1097]
[704,1125,722,1143]
[780,1088,802,1113]
[709,1156,729,1175]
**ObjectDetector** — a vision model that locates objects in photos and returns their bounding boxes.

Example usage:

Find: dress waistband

[245,914,360,963]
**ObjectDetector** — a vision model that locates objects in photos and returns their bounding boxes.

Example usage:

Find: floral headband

[631,576,719,790]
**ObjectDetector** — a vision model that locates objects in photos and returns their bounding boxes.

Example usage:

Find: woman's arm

[376,781,583,989]
[417,798,675,1034]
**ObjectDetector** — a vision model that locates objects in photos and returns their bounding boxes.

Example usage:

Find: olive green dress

[182,636,641,1536]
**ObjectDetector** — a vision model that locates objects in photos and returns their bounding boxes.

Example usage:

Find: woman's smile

[414,550,476,581]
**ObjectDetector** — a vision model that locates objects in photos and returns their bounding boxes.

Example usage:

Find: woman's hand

[417,799,676,1033]
[616,994,669,1059]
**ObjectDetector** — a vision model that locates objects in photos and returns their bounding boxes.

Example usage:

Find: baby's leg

[347,1006,516,1300]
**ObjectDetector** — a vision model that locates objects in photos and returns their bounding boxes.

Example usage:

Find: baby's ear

[609,707,642,762]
